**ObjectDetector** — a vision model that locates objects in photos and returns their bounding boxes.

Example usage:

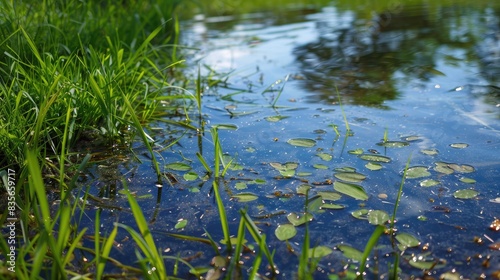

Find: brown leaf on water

[489,243,500,250]
[489,219,500,231]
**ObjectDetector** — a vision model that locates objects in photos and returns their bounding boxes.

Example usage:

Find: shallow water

[80,1,500,278]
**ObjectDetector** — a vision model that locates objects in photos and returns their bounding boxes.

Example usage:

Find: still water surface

[83,1,500,278]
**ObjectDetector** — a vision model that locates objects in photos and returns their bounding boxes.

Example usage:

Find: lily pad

[287,138,316,147]
[175,219,188,229]
[334,172,367,183]
[405,166,431,179]
[338,245,363,261]
[376,141,409,148]
[287,212,313,226]
[348,148,363,155]
[420,179,440,187]
[335,167,357,172]
[313,164,328,170]
[320,203,345,210]
[183,171,199,181]
[232,193,258,202]
[450,143,469,149]
[308,246,333,259]
[265,115,289,122]
[212,124,238,130]
[459,177,476,184]
[365,162,383,171]
[358,154,391,163]
[403,135,420,142]
[165,162,191,171]
[434,162,454,175]
[367,210,389,225]
[352,209,369,219]
[275,224,297,241]
[395,233,420,248]
[297,184,311,195]
[334,181,368,200]
[448,164,475,173]
[317,152,333,161]
[453,189,479,199]
[421,149,439,156]
[318,191,342,201]
[235,182,247,190]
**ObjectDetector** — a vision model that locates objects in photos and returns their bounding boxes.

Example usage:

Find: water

[79,1,500,278]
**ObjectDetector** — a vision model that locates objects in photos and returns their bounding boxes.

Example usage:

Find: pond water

[79,1,500,279]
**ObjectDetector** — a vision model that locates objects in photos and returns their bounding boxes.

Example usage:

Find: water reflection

[293,3,500,107]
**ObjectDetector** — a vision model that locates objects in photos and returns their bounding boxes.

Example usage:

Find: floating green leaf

[175,219,188,229]
[235,182,247,190]
[352,209,369,219]
[453,189,479,199]
[376,141,409,148]
[348,148,363,155]
[403,136,420,142]
[395,233,420,248]
[338,245,363,261]
[212,124,238,130]
[365,162,383,171]
[334,181,368,200]
[448,164,475,173]
[459,177,476,184]
[308,246,333,259]
[287,212,313,226]
[421,149,438,156]
[297,172,312,177]
[183,171,199,181]
[318,191,342,201]
[287,138,316,147]
[313,164,328,170]
[232,193,258,202]
[265,115,289,122]
[317,153,333,161]
[334,172,366,183]
[275,224,297,241]
[165,162,191,171]
[296,184,311,195]
[358,154,391,163]
[405,166,431,179]
[450,143,469,149]
[420,179,440,187]
[320,203,345,210]
[367,210,389,225]
[335,167,356,172]
[434,162,454,174]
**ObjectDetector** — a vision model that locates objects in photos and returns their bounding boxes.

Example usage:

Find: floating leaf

[358,154,391,163]
[405,166,431,179]
[297,184,311,195]
[313,164,328,170]
[175,219,188,229]
[450,143,469,149]
[368,210,389,225]
[212,124,238,130]
[275,224,297,241]
[338,245,363,261]
[434,162,454,174]
[265,115,289,122]
[453,189,479,199]
[297,172,312,177]
[448,164,475,173]
[459,177,476,184]
[352,209,369,219]
[403,135,420,142]
[308,246,333,258]
[235,182,247,190]
[334,172,367,183]
[245,146,256,153]
[421,149,438,156]
[420,179,440,187]
[318,191,342,201]
[317,153,333,161]
[287,138,316,147]
[165,162,191,171]
[287,212,313,226]
[183,171,199,181]
[334,181,368,200]
[321,203,345,210]
[335,167,356,172]
[279,169,295,177]
[307,197,324,213]
[377,141,409,148]
[232,193,258,202]
[365,162,383,171]
[348,148,363,155]
[396,233,420,248]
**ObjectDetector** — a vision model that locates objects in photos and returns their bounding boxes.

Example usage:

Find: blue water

[79,2,500,278]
